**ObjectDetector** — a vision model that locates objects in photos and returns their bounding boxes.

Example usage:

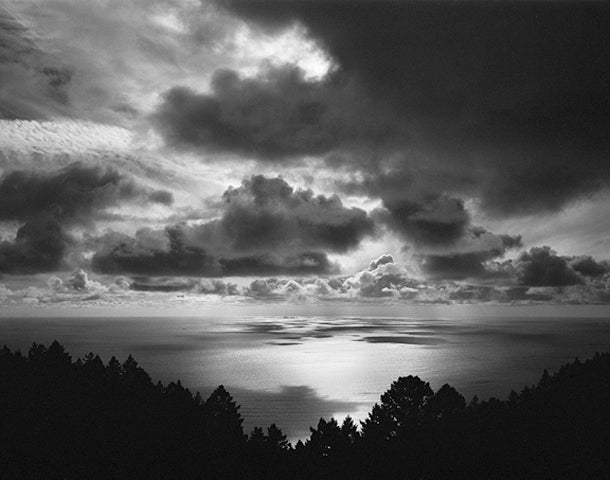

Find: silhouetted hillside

[1,341,608,479]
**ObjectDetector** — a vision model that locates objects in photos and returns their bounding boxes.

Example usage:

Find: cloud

[376,195,470,248]
[514,246,584,287]
[233,250,610,304]
[239,254,420,301]
[213,1,610,218]
[92,226,218,276]
[0,6,73,120]
[0,268,135,306]
[0,162,172,224]
[568,256,610,278]
[219,252,337,276]
[152,65,402,159]
[92,175,372,276]
[0,0,243,123]
[0,215,71,274]
[370,182,522,278]
[351,255,419,298]
[129,276,197,292]
[197,278,239,295]
[2,251,610,307]
[416,228,522,280]
[0,162,174,274]
[216,175,374,253]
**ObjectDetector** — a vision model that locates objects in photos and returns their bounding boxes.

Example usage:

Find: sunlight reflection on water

[2,310,610,441]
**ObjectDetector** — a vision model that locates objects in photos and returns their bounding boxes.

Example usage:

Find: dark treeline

[1,342,609,479]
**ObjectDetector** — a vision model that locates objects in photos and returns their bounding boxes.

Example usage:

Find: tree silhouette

[426,383,466,421]
[340,416,360,445]
[308,418,342,456]
[362,375,434,441]
[203,385,245,445]
[266,423,289,451]
[1,341,609,479]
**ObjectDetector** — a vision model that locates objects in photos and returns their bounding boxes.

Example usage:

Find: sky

[1,0,610,311]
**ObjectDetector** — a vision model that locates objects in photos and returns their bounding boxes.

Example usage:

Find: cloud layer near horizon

[2,252,609,309]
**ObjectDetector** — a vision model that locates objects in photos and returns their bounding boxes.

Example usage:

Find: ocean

[2,304,609,441]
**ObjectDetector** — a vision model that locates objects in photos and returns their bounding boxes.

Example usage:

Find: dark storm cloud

[0,215,71,274]
[129,277,197,292]
[92,226,219,276]
[369,175,522,270]
[419,252,496,281]
[0,162,173,224]
[210,1,610,217]
[219,252,335,276]
[92,175,371,276]
[0,163,172,275]
[417,229,522,280]
[511,248,610,289]
[376,195,470,247]
[568,256,610,278]
[217,175,374,253]
[514,246,584,287]
[152,65,401,159]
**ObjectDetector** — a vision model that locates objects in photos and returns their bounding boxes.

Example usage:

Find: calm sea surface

[2,307,610,440]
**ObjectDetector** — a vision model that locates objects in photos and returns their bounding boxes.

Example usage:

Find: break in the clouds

[92,175,374,277]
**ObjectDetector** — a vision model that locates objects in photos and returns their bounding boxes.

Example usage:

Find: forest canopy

[0,341,609,479]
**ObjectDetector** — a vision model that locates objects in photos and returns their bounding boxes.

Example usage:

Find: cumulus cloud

[376,195,470,248]
[228,250,610,304]
[416,228,522,280]
[568,256,610,278]
[514,246,584,287]
[238,254,420,301]
[0,215,71,274]
[512,247,610,287]
[0,268,134,306]
[152,65,402,159]
[217,175,374,253]
[371,183,522,279]
[92,175,372,276]
[197,278,239,296]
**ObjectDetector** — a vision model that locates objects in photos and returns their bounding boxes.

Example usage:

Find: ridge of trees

[1,341,609,479]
